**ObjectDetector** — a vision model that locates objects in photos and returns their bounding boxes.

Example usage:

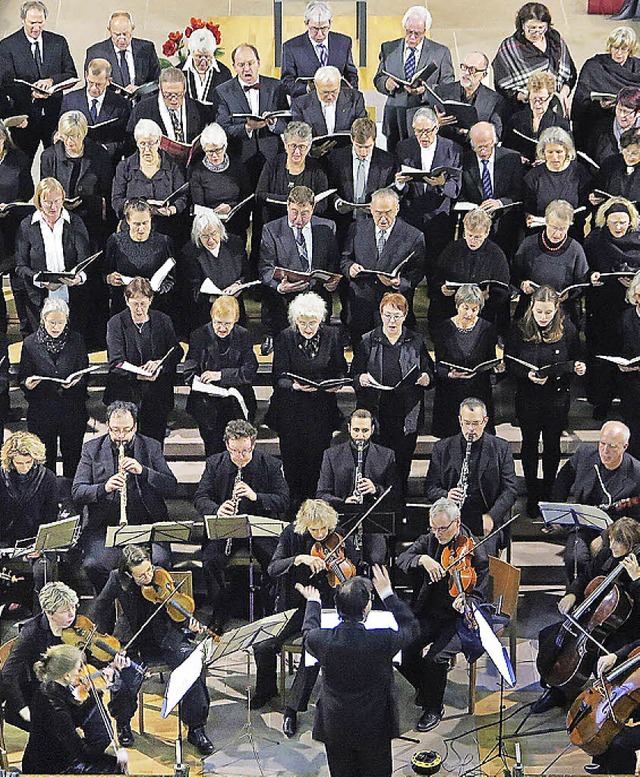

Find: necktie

[119,50,131,86]
[32,42,42,78]
[405,47,416,82]
[481,159,493,200]
[317,43,328,66]
[354,158,367,204]
[89,99,98,124]
[170,109,184,143]
[296,228,311,270]
[377,230,387,256]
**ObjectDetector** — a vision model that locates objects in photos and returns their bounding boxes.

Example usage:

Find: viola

[71,662,109,704]
[441,535,477,599]
[567,645,640,756]
[62,615,144,676]
[311,531,357,588]
[141,567,220,640]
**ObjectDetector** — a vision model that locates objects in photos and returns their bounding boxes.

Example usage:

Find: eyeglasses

[137,140,159,148]
[213,319,235,328]
[414,126,437,136]
[459,418,486,428]
[204,146,226,155]
[227,443,255,457]
[308,24,330,32]
[382,312,404,322]
[109,425,135,435]
[161,91,184,100]
[287,142,310,151]
[430,518,458,534]
[460,63,487,75]
[523,23,548,34]
[530,95,550,104]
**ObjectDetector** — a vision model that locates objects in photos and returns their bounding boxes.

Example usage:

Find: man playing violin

[533,517,640,715]
[397,497,489,732]
[253,498,360,738]
[92,545,214,755]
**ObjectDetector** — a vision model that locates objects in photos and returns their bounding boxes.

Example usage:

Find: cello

[537,546,639,693]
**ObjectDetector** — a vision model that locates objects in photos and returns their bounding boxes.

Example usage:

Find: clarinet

[353,441,365,551]
[226,467,243,555]
[118,442,128,526]
[455,432,474,509]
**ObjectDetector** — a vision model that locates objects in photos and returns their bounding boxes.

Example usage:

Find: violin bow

[121,576,188,655]
[440,511,521,571]
[80,662,128,775]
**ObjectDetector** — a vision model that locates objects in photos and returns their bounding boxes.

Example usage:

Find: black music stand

[539,502,612,532]
[105,521,196,546]
[205,515,287,622]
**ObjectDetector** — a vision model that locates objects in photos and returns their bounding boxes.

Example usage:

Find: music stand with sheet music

[34,515,80,551]
[205,515,287,622]
[105,521,196,547]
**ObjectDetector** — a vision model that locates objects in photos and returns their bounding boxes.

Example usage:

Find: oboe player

[424,397,517,555]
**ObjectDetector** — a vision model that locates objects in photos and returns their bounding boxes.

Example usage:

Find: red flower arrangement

[161,18,223,63]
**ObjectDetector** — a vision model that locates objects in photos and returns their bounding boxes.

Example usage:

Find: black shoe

[251,689,277,709]
[282,709,297,738]
[117,722,134,747]
[260,336,273,356]
[584,763,605,774]
[531,687,564,714]
[416,707,444,732]
[187,726,214,756]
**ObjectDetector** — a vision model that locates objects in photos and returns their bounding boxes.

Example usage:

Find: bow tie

[243,83,259,91]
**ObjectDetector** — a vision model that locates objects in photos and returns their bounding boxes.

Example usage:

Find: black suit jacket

[84,38,161,87]
[216,75,288,163]
[72,432,177,531]
[60,87,130,158]
[126,93,204,147]
[461,146,524,206]
[281,31,359,98]
[193,449,289,517]
[303,594,419,744]
[425,432,517,527]
[316,441,397,506]
[0,29,76,118]
[291,87,366,136]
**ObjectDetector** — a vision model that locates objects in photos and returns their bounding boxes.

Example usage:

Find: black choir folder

[400,164,461,182]
[445,279,510,291]
[505,354,576,378]
[357,252,415,280]
[423,84,478,129]
[440,358,502,374]
[596,354,640,368]
[283,373,352,390]
[381,62,437,90]
[14,76,78,95]
[367,364,419,391]
[28,364,102,386]
[230,109,292,122]
[33,251,102,284]
[273,266,342,284]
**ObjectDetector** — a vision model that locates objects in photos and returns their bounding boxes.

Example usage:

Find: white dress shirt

[32,209,70,302]
[321,101,336,135]
[113,44,136,86]
[157,94,188,141]
[420,139,437,172]
[24,31,43,66]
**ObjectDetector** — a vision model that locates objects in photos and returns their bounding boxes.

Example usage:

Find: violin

[0,567,24,585]
[441,534,478,629]
[141,567,220,639]
[62,615,145,676]
[311,531,357,588]
[567,645,640,756]
[70,662,109,704]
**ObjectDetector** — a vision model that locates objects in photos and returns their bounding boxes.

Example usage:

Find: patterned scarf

[35,323,68,355]
[494,28,573,96]
[296,328,321,359]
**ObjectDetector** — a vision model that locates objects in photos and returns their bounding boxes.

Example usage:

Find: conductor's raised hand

[295,582,321,601]
[371,564,393,598]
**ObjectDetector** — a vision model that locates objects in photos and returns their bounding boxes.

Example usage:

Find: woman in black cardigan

[103,277,181,443]
[255,121,329,224]
[505,286,585,515]
[19,297,89,478]
[184,295,257,456]
[182,211,251,330]
[616,272,640,459]
[351,292,433,499]
[592,127,640,207]
[431,284,499,439]
[266,291,347,509]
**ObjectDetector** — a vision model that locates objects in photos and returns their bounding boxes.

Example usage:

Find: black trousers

[28,408,87,479]
[325,737,393,777]
[517,400,567,507]
[376,411,416,504]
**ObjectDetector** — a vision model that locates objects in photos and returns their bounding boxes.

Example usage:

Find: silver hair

[187,28,217,55]
[304,1,333,24]
[601,419,631,444]
[21,1,47,19]
[402,5,432,31]
[455,283,485,310]
[536,126,576,162]
[545,199,574,226]
[40,296,70,322]
[200,122,227,149]
[288,291,327,326]
[470,121,498,147]
[429,497,460,524]
[283,121,313,144]
[159,67,186,88]
[412,106,438,126]
[459,397,488,416]
[134,119,162,142]
[371,187,400,205]
[107,10,134,27]
[627,269,640,305]
[191,211,228,246]
[314,65,341,84]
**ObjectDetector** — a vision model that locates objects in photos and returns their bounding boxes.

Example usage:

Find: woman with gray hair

[181,210,251,329]
[256,120,329,223]
[523,126,592,235]
[615,270,640,457]
[188,122,252,242]
[180,28,231,121]
[18,296,90,477]
[266,291,347,507]
[432,283,499,437]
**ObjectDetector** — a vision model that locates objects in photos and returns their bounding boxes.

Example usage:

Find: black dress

[503,106,571,163]
[595,154,640,203]
[505,321,582,508]
[19,329,89,478]
[266,325,347,508]
[584,226,640,412]
[523,160,593,238]
[618,307,640,459]
[432,318,498,438]
[104,308,181,442]
[255,152,329,223]
[183,323,258,456]
[188,157,253,240]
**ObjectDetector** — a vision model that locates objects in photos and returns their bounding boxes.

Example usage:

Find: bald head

[469,121,497,160]
[599,421,630,470]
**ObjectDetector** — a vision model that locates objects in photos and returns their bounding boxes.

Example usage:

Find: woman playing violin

[91,545,214,755]
[396,497,489,733]
[253,499,360,739]
[533,517,640,715]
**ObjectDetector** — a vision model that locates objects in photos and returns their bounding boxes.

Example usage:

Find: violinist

[92,544,214,755]
[397,497,489,732]
[22,644,128,774]
[533,517,640,716]
[253,499,360,738]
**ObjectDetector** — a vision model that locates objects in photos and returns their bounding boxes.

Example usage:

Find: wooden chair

[0,637,18,770]
[467,556,521,714]
[279,637,303,699]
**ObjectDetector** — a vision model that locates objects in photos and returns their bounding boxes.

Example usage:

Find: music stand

[105,521,195,547]
[199,609,297,776]
[539,502,612,532]
[205,515,287,622]
[34,515,80,551]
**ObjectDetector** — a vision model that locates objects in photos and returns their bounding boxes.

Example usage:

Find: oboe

[118,442,128,526]
[226,467,243,555]
[455,432,474,509]
[352,440,365,504]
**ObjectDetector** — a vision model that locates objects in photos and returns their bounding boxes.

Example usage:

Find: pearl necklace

[541,232,567,252]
